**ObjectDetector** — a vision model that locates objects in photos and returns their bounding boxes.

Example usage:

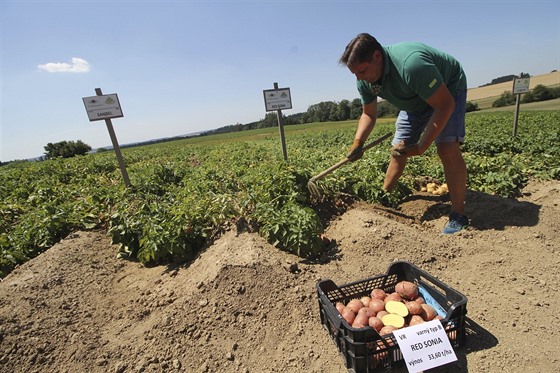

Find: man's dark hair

[339,33,383,66]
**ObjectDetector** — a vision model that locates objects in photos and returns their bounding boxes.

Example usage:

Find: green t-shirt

[357,42,467,112]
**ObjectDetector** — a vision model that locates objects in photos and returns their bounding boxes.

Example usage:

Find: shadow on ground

[400,189,541,231]
[376,317,497,373]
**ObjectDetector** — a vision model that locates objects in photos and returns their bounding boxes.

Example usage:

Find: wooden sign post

[82,88,131,187]
[263,83,292,161]
[512,75,530,138]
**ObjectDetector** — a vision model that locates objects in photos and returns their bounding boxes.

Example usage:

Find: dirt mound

[1,180,559,373]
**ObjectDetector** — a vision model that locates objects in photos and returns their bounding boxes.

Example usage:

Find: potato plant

[1,111,559,277]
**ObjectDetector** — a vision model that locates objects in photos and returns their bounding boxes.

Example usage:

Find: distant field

[467,71,559,100]
[150,117,397,148]
[467,71,560,111]
[477,97,560,112]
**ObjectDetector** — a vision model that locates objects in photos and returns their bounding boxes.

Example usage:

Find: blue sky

[1,0,559,161]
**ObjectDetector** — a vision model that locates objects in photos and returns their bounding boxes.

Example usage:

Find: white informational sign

[392,320,457,373]
[513,78,530,94]
[82,94,124,122]
[263,88,292,112]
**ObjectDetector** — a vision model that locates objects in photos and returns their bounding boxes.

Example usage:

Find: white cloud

[38,57,90,73]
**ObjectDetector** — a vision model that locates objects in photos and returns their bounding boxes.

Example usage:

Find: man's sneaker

[442,212,469,234]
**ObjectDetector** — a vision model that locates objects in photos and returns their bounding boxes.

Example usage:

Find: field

[1,106,559,371]
[467,71,560,110]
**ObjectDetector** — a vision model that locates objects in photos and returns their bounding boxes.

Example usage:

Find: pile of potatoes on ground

[420,182,448,195]
[335,281,443,335]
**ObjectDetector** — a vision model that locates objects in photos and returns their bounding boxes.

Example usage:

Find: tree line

[43,140,92,159]
[209,98,400,135]
[492,84,560,108]
[35,84,557,161]
[4,74,553,165]
[479,72,530,87]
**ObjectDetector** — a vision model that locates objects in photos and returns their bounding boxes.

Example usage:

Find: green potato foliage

[1,111,558,277]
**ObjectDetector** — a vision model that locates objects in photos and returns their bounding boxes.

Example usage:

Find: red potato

[347,299,364,313]
[420,304,438,321]
[375,340,386,349]
[409,315,425,326]
[335,302,345,314]
[377,334,396,348]
[379,325,397,336]
[384,292,403,303]
[447,331,457,341]
[352,313,369,328]
[395,281,419,300]
[368,298,385,313]
[376,310,389,319]
[360,296,372,308]
[341,307,356,324]
[443,321,457,341]
[405,301,423,315]
[368,316,384,331]
[358,307,377,318]
[371,346,389,368]
[370,288,387,301]
[413,296,425,304]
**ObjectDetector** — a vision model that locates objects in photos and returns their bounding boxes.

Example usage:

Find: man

[340,33,468,234]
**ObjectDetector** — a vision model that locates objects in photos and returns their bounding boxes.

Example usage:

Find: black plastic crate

[316,261,467,373]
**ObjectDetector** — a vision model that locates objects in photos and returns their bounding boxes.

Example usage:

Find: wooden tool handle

[309,132,392,182]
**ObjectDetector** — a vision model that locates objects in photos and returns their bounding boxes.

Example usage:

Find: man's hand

[347,139,364,161]
[391,141,421,158]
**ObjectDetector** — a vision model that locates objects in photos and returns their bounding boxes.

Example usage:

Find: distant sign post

[512,77,530,95]
[82,93,124,121]
[263,83,292,161]
[512,76,530,138]
[82,89,131,187]
[263,87,292,112]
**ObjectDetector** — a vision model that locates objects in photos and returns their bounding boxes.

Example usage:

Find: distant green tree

[521,91,535,103]
[377,100,399,117]
[258,112,278,128]
[350,98,362,119]
[336,99,351,121]
[492,91,516,107]
[520,85,558,104]
[44,140,91,159]
[530,84,556,101]
[328,104,339,121]
[466,101,479,112]
[283,112,307,125]
[307,101,338,122]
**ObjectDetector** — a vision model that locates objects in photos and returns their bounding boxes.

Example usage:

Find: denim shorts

[392,89,467,146]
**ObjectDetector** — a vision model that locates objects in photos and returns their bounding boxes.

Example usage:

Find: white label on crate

[393,320,457,373]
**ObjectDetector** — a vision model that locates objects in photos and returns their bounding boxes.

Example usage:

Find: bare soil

[1,180,559,373]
